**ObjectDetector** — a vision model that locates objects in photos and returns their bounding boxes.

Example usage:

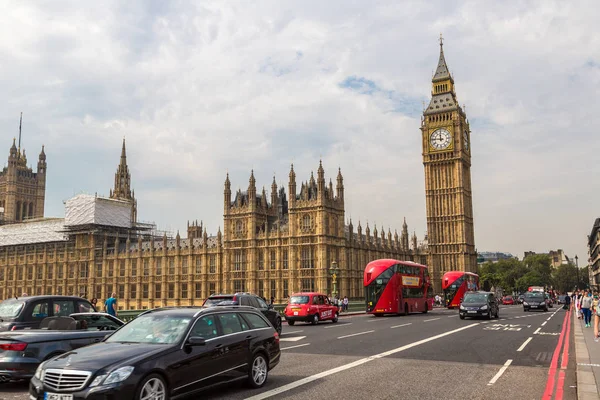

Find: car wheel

[311,314,319,325]
[275,318,282,335]
[287,320,295,326]
[136,373,168,400]
[459,314,465,320]
[487,311,492,320]
[248,353,269,388]
[332,313,338,323]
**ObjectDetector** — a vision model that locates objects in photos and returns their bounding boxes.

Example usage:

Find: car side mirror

[187,336,206,346]
[267,304,274,310]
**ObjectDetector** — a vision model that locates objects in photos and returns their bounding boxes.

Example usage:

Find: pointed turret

[111,139,133,200]
[39,145,46,161]
[271,175,278,208]
[336,167,344,201]
[412,231,418,251]
[432,34,452,83]
[248,170,257,210]
[288,164,296,206]
[9,138,17,158]
[401,217,409,251]
[261,186,267,208]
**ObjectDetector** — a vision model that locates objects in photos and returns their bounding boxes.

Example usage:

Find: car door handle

[246,335,255,340]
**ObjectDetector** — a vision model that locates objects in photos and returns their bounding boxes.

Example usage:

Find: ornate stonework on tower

[109,139,137,222]
[421,36,477,292]
[0,115,47,223]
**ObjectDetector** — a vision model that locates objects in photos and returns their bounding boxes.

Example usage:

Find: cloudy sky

[1,1,599,264]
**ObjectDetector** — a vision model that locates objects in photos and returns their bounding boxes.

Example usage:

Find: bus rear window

[289,296,310,305]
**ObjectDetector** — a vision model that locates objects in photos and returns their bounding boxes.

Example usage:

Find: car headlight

[34,362,47,381]
[523,302,528,306]
[480,305,488,310]
[90,366,134,387]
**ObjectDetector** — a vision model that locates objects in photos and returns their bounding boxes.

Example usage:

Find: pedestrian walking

[90,297,98,309]
[581,291,593,328]
[343,296,349,312]
[564,293,571,310]
[104,292,118,317]
[594,297,600,342]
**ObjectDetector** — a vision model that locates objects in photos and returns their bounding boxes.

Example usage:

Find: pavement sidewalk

[574,310,600,399]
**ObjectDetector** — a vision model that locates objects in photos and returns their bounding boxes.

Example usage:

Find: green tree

[552,264,578,293]
[516,271,544,291]
[523,254,553,288]
[578,266,590,289]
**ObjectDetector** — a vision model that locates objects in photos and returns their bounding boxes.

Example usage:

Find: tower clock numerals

[429,128,452,150]
[463,129,469,152]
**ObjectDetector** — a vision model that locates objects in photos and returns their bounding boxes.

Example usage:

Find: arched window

[235,221,243,235]
[302,215,311,230]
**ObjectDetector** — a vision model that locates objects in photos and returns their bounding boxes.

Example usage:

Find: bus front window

[365,268,394,312]
[444,276,464,306]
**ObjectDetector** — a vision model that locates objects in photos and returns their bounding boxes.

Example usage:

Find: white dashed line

[337,330,375,339]
[391,323,412,329]
[280,343,310,351]
[533,328,541,334]
[488,359,513,385]
[541,321,547,326]
[324,323,353,329]
[423,318,441,322]
[517,337,533,352]
[284,330,304,335]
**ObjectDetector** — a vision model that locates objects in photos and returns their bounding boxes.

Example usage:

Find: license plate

[293,312,299,315]
[467,311,477,314]
[45,393,73,400]
[531,306,537,308]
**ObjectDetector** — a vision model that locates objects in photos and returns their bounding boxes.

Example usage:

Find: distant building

[523,249,570,268]
[477,251,516,265]
[588,218,600,291]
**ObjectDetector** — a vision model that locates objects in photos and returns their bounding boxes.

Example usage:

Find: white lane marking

[279,336,306,342]
[280,343,310,351]
[541,321,547,326]
[337,330,375,340]
[487,359,513,386]
[283,330,304,335]
[391,323,412,329]
[447,315,458,318]
[533,327,541,334]
[244,323,480,400]
[546,317,552,321]
[367,318,388,322]
[517,337,533,352]
[424,318,441,322]
[324,323,353,329]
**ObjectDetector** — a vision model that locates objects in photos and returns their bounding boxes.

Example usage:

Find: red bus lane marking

[555,307,572,400]
[541,309,570,399]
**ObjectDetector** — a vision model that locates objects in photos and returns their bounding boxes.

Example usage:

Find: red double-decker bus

[364,259,433,316]
[442,271,480,308]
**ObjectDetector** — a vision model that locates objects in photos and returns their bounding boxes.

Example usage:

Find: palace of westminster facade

[0,41,476,309]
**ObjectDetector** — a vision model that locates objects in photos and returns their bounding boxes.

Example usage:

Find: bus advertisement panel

[364,259,433,316]
[442,271,480,308]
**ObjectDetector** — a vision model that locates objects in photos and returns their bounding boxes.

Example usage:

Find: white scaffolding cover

[0,219,67,246]
[65,194,132,228]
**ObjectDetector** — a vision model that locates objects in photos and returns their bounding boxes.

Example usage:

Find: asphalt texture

[0,305,578,400]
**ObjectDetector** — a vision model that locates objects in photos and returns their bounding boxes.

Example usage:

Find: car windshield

[106,314,192,344]
[289,296,310,305]
[525,293,544,300]
[463,294,487,303]
[0,300,25,318]
[203,297,233,307]
[504,296,513,299]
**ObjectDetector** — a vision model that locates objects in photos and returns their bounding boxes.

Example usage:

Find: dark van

[0,295,96,331]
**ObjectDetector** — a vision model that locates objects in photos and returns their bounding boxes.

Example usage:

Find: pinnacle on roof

[39,145,46,161]
[120,138,127,166]
[432,34,452,83]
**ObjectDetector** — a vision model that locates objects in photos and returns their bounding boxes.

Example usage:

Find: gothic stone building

[0,141,426,310]
[421,37,477,292]
[0,138,47,223]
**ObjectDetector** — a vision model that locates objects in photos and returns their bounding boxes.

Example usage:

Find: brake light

[273,332,279,344]
[0,342,27,351]
[10,326,17,331]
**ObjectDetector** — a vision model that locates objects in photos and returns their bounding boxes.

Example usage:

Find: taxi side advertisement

[402,276,421,286]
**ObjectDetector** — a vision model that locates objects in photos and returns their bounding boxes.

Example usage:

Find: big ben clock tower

[421,36,477,292]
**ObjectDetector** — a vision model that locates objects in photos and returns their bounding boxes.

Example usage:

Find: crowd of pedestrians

[572,289,599,342]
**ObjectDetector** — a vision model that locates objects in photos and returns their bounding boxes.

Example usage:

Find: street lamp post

[329,261,339,299]
[575,255,579,290]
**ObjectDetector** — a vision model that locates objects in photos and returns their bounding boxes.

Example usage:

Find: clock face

[430,129,452,150]
[463,130,469,151]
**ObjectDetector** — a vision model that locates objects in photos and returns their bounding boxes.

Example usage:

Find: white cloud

[1,1,599,262]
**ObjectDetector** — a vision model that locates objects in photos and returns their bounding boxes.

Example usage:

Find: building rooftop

[0,218,68,247]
